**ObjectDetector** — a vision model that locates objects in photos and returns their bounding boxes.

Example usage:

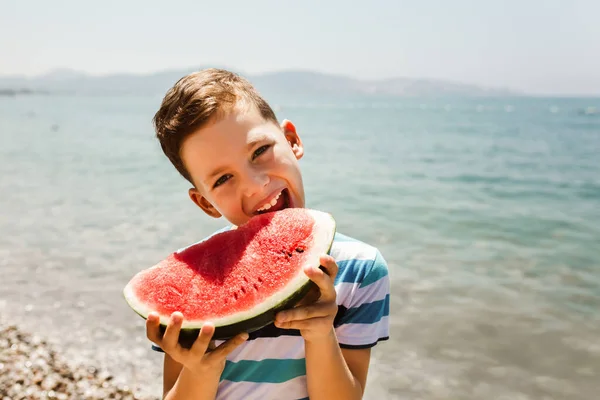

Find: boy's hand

[274,255,339,343]
[146,311,248,376]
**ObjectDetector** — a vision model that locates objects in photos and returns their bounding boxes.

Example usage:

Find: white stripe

[336,316,390,346]
[335,274,390,309]
[217,374,308,400]
[330,240,377,262]
[216,335,305,361]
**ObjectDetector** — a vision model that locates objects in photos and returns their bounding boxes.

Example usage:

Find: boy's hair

[153,68,278,184]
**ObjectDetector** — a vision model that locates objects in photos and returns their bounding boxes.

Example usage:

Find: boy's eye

[252,145,270,160]
[213,174,231,188]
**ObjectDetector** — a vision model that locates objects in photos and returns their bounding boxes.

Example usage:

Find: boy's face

[181,104,306,227]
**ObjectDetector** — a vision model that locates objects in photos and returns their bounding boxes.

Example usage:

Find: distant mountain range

[0,67,519,99]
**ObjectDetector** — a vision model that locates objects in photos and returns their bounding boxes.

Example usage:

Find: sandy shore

[0,320,155,400]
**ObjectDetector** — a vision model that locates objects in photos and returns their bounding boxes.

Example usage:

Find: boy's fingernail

[172,312,183,323]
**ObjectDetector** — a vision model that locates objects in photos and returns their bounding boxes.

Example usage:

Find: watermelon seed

[287,252,293,257]
[258,277,264,283]
[241,287,246,294]
[243,276,249,283]
[233,293,238,300]
[253,283,259,291]
[295,248,304,253]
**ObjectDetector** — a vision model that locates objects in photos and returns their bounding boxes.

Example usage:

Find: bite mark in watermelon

[123,208,336,347]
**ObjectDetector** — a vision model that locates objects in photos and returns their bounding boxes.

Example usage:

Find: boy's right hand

[146,311,249,376]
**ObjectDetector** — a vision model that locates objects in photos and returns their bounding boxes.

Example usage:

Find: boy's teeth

[257,191,282,212]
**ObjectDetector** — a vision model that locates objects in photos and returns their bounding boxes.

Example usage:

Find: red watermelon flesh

[123,208,336,336]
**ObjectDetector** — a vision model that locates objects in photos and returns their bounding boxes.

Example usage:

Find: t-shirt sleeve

[334,249,391,349]
[151,344,164,352]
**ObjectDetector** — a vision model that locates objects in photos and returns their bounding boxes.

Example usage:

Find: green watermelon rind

[162,278,318,348]
[123,209,336,348]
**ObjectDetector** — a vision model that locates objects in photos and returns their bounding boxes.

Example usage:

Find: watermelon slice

[123,208,336,347]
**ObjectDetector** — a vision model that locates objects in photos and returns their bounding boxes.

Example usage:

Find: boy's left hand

[274,255,339,343]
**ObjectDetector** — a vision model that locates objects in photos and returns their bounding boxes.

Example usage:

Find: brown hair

[152,68,278,184]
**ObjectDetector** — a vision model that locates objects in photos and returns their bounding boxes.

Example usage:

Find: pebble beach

[0,320,151,400]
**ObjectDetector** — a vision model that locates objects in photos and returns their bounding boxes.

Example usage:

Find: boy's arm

[163,354,183,397]
[162,354,221,400]
[305,332,371,399]
[340,347,372,390]
[145,312,248,400]
[275,256,369,399]
[275,252,390,400]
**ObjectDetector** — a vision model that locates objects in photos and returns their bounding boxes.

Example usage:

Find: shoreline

[0,319,155,400]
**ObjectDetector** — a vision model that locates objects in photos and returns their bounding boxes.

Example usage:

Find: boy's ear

[188,188,222,218]
[281,119,304,160]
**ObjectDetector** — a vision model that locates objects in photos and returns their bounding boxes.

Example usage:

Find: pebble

[0,322,151,399]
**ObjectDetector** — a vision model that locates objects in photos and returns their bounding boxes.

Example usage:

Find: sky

[1,0,599,96]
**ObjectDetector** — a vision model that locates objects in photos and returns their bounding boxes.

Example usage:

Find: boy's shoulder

[329,231,389,286]
[330,231,379,257]
[327,231,390,349]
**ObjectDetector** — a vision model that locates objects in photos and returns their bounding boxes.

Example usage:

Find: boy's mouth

[254,188,291,215]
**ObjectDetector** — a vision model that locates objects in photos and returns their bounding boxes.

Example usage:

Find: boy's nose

[242,171,270,197]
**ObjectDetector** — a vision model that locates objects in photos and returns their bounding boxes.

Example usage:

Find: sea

[1,94,599,400]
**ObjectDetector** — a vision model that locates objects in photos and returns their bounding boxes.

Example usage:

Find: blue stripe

[338,295,390,325]
[360,250,389,288]
[151,344,164,353]
[335,256,389,286]
[220,358,306,383]
[335,258,375,284]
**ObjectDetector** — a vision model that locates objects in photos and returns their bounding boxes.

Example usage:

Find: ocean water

[1,94,599,399]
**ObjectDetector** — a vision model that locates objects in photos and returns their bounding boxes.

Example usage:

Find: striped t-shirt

[152,230,391,400]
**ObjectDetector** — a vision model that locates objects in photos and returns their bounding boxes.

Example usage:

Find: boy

[145,68,390,400]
